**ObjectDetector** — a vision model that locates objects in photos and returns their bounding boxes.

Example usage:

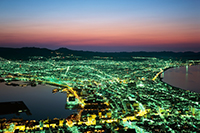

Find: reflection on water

[0,83,75,120]
[162,65,200,93]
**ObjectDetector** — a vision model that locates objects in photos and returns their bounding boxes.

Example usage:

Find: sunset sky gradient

[0,0,200,52]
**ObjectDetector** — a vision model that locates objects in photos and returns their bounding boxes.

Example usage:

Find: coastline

[158,65,200,94]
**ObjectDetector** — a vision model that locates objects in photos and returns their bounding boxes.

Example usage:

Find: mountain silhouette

[0,47,200,60]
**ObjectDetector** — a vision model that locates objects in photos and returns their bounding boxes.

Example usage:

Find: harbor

[0,57,200,132]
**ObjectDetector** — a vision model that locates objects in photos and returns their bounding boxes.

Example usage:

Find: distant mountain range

[0,47,200,60]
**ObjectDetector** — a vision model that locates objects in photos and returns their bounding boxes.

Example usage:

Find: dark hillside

[0,47,200,60]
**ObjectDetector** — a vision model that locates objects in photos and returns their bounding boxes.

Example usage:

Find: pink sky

[0,0,199,52]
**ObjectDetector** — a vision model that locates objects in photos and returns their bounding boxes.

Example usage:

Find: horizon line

[0,46,200,53]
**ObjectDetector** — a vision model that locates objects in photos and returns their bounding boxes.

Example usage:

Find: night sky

[0,0,199,52]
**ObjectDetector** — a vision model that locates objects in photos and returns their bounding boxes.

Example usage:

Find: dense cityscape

[0,55,200,133]
[1,0,200,132]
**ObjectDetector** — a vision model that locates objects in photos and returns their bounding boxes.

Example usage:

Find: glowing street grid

[0,57,200,133]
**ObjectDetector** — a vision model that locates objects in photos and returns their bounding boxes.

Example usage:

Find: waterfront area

[162,65,200,93]
[0,82,75,120]
[0,56,200,132]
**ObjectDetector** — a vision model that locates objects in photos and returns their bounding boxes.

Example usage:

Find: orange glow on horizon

[0,19,199,47]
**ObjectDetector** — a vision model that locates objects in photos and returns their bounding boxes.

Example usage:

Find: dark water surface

[0,82,75,120]
[162,65,200,93]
